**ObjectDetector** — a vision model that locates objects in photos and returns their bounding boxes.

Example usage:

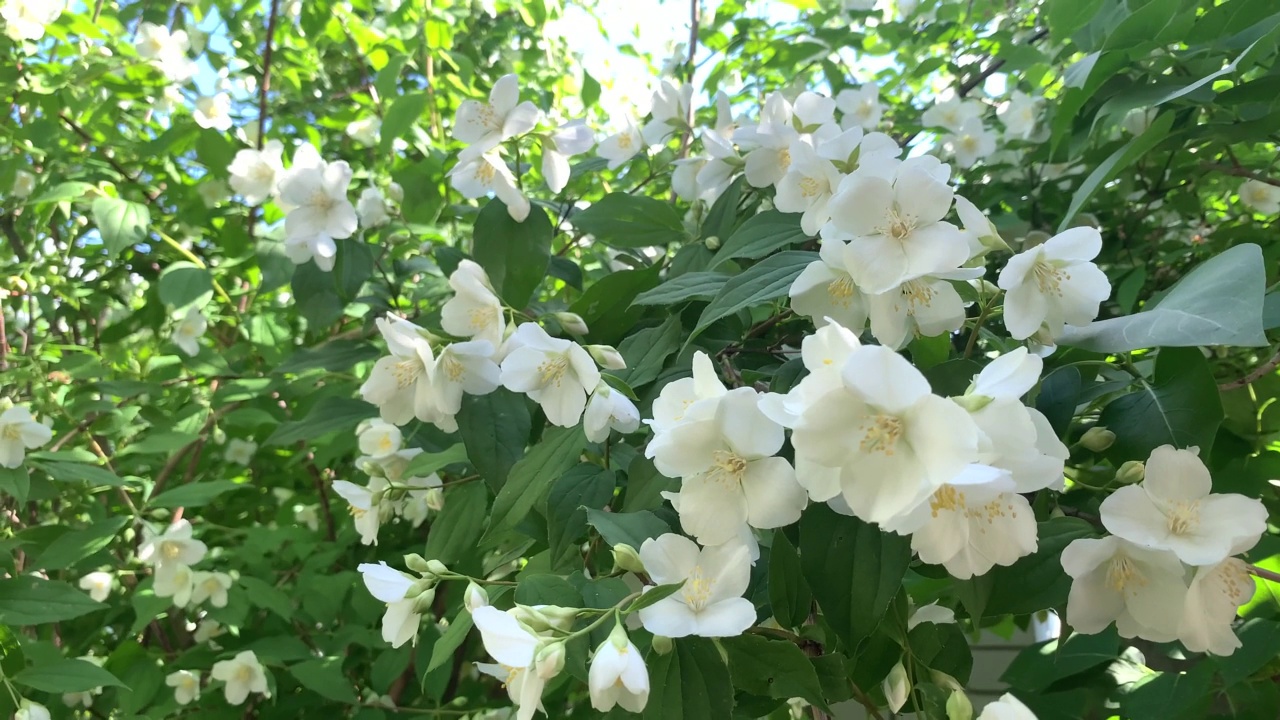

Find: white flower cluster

[137,519,233,610]
[0,0,62,41]
[332,419,444,545]
[1062,445,1268,656]
[448,74,595,221]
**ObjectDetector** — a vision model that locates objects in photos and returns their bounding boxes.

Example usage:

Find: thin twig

[1249,564,1280,584]
[1202,163,1280,189]
[1219,350,1280,391]
[301,447,337,541]
[256,0,280,150]
[58,113,160,202]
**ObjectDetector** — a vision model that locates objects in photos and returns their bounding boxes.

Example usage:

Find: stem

[1219,349,1280,391]
[155,231,240,318]
[962,289,1002,359]
[1249,564,1280,584]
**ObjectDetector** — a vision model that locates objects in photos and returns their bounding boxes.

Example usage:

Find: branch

[58,113,160,203]
[257,0,280,148]
[301,446,337,542]
[1201,163,1280,189]
[1219,350,1280,391]
[957,28,1048,98]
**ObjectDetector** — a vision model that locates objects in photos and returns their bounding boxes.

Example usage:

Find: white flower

[1100,446,1268,566]
[1239,179,1280,215]
[190,571,233,608]
[225,438,256,466]
[138,519,208,578]
[333,477,389,545]
[977,693,1037,720]
[0,405,52,469]
[790,240,868,331]
[641,80,694,146]
[1122,107,1157,135]
[647,351,727,435]
[636,534,755,638]
[884,661,910,713]
[295,504,320,531]
[955,194,1009,257]
[172,305,207,357]
[672,155,709,202]
[154,562,195,607]
[166,670,201,706]
[907,601,956,630]
[2,0,63,41]
[11,169,35,198]
[758,320,863,440]
[78,571,113,602]
[346,116,381,145]
[542,120,594,193]
[194,94,233,131]
[440,259,506,348]
[884,465,1037,579]
[997,226,1112,341]
[647,388,807,546]
[826,157,969,294]
[597,117,644,169]
[866,274,969,350]
[133,22,195,81]
[836,83,882,130]
[1060,536,1187,641]
[210,650,270,706]
[193,619,224,644]
[359,315,438,426]
[1179,557,1254,656]
[998,91,1041,139]
[447,151,530,222]
[942,118,996,169]
[735,92,799,187]
[775,141,844,236]
[475,662,547,720]
[430,340,503,418]
[588,624,649,713]
[277,144,358,271]
[386,181,404,203]
[14,700,51,720]
[359,562,422,648]
[694,131,741,202]
[453,74,541,155]
[473,605,552,720]
[228,140,285,205]
[500,322,601,427]
[791,345,980,525]
[922,97,984,133]
[465,582,490,612]
[357,187,391,227]
[584,384,641,443]
[357,418,403,459]
[197,178,229,208]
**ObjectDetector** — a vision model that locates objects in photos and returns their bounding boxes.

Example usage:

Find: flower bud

[407,578,435,599]
[704,235,721,250]
[412,587,437,614]
[951,393,993,413]
[650,634,673,655]
[553,312,589,336]
[386,182,404,203]
[464,582,489,613]
[607,619,631,651]
[1020,230,1051,249]
[946,689,973,720]
[883,661,910,713]
[534,641,566,680]
[403,553,431,573]
[512,604,578,633]
[1116,460,1146,485]
[425,559,449,578]
[611,543,646,574]
[425,488,445,512]
[930,670,963,693]
[587,344,627,370]
[1080,427,1116,452]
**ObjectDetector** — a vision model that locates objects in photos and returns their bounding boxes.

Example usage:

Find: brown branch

[1,213,29,262]
[301,446,337,541]
[246,0,281,245]
[58,113,160,203]
[957,28,1048,98]
[1219,350,1280,391]
[1202,163,1280,189]
[1250,564,1280,584]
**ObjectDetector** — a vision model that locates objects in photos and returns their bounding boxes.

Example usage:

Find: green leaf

[614,316,682,389]
[1057,112,1174,232]
[31,517,128,570]
[514,574,582,607]
[402,443,469,478]
[0,577,104,625]
[380,91,429,152]
[424,481,489,564]
[643,637,735,720]
[0,624,24,678]
[457,389,531,493]
[487,426,586,539]
[700,176,748,244]
[334,238,374,300]
[1102,0,1191,52]
[632,272,729,306]
[472,201,552,309]
[265,396,376,446]
[1035,366,1083,438]
[625,581,685,613]
[1099,347,1224,462]
[1117,662,1216,720]
[710,211,809,267]
[118,431,200,456]
[722,634,828,711]
[238,576,293,620]
[694,251,817,336]
[799,504,910,651]
[1045,0,1106,41]
[289,657,358,704]
[1002,628,1119,692]
[149,480,245,508]
[0,467,30,503]
[157,261,213,309]
[620,457,674,513]
[768,530,812,629]
[31,181,93,203]
[33,460,122,487]
[92,197,150,256]
[969,517,1097,618]
[545,464,616,561]
[585,509,672,550]
[568,263,663,346]
[426,609,472,674]
[572,193,686,248]
[1058,244,1268,351]
[1219,619,1280,686]
[274,340,381,374]
[13,658,126,693]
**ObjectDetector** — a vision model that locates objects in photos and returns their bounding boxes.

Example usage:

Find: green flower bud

[951,393,993,413]
[612,543,647,574]
[425,559,449,578]
[587,344,627,370]
[946,688,973,720]
[651,634,673,655]
[1116,460,1146,485]
[464,582,489,613]
[553,312,589,336]
[407,578,435,599]
[1021,230,1051,249]
[403,553,431,573]
[1080,427,1116,452]
[883,661,910,714]
[412,587,437,615]
[704,235,721,250]
[534,641,566,680]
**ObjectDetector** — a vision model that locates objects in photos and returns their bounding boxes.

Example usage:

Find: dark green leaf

[265,396,376,446]
[402,444,469,478]
[572,193,686,248]
[424,481,489,565]
[1002,628,1119,692]
[457,389,532,493]
[34,461,123,487]
[426,609,472,674]
[722,634,829,710]
[695,251,817,335]
[643,637,734,720]
[768,530,811,629]
[1099,347,1224,462]
[710,211,809,267]
[274,340,381,374]
[0,468,30,504]
[290,657,359,704]
[569,263,663,346]
[31,517,128,570]
[514,574,582,607]
[381,91,429,152]
[614,316,682,389]
[334,238,375,300]
[150,480,245,509]
[632,272,729,306]
[545,464,616,560]
[0,577,104,625]
[472,201,552,309]
[487,426,586,538]
[1036,366,1082,438]
[157,262,213,309]
[625,581,685,613]
[585,509,672,550]
[1058,112,1174,232]
[13,658,126,693]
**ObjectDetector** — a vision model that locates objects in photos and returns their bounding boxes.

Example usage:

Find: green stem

[155,231,241,322]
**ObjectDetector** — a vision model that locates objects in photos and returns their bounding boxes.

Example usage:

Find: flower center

[1,424,20,441]
[235,665,254,683]
[391,359,423,389]
[799,176,823,198]
[884,209,915,241]
[681,566,715,611]
[859,414,903,455]
[475,161,496,184]
[537,354,571,387]
[958,135,980,154]
[477,104,501,133]
[1031,260,1067,295]
[930,485,965,516]
[778,148,792,170]
[827,274,857,307]
[161,541,183,560]
[467,306,496,331]
[705,450,748,485]
[250,164,275,183]
[1105,555,1146,595]
[617,132,634,150]
[1165,500,1200,536]
[902,280,934,310]
[203,579,221,593]
[440,354,466,382]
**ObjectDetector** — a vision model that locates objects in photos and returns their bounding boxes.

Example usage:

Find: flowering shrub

[3,0,1280,719]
